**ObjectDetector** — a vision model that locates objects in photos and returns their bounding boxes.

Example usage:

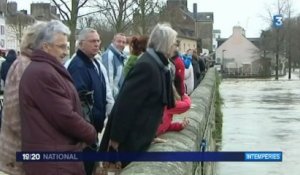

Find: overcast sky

[9,0,300,38]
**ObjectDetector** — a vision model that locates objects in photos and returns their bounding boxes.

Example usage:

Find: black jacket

[1,51,17,83]
[100,49,171,166]
[192,57,201,88]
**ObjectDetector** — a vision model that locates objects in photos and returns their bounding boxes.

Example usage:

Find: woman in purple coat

[19,20,97,175]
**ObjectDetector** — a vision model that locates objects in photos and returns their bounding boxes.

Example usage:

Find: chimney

[0,0,7,14]
[7,2,18,15]
[193,3,197,20]
[233,26,246,37]
[20,10,27,15]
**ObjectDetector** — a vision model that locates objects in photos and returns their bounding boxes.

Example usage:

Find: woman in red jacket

[157,90,191,136]
[170,50,185,97]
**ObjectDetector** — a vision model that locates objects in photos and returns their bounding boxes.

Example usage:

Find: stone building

[164,0,214,52]
[31,3,60,21]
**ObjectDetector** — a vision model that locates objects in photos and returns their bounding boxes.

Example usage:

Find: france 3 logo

[273,14,283,29]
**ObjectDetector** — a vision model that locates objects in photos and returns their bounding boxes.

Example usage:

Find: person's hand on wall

[182,116,190,128]
[152,137,168,144]
[109,139,119,150]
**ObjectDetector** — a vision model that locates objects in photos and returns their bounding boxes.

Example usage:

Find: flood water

[217,71,300,175]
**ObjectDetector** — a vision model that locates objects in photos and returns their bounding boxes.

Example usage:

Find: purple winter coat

[19,49,97,175]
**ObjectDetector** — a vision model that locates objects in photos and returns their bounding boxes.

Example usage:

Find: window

[0,39,5,48]
[0,25,4,35]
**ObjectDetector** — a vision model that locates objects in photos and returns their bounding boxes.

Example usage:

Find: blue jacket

[68,49,107,133]
[101,44,126,99]
[182,54,192,69]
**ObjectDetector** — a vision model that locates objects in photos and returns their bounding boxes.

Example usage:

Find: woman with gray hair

[0,21,47,175]
[99,23,177,168]
[18,20,97,174]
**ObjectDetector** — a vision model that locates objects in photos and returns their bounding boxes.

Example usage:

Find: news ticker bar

[16,152,282,162]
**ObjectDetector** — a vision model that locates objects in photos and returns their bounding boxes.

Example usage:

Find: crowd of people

[0,20,209,175]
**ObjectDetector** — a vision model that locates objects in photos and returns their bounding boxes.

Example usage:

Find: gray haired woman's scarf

[146,48,175,109]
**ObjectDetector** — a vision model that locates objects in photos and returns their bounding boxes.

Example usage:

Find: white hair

[148,23,177,55]
[78,28,98,43]
[34,20,70,49]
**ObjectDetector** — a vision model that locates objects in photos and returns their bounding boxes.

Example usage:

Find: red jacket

[172,56,185,96]
[157,95,191,136]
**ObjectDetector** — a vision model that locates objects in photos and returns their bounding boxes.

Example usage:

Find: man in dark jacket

[198,55,206,80]
[1,49,17,85]
[191,50,201,88]
[67,28,107,175]
[99,23,177,168]
[19,20,97,175]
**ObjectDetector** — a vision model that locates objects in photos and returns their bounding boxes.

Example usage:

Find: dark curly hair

[130,35,148,56]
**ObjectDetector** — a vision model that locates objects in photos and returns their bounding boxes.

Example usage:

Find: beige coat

[0,55,31,175]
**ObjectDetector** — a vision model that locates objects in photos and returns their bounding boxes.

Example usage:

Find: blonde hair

[20,21,47,56]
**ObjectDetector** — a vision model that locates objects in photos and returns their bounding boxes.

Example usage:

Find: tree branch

[108,0,118,23]
[57,0,71,13]
[77,10,107,18]
[121,18,133,32]
[78,0,89,9]
[58,9,69,21]
[51,0,70,21]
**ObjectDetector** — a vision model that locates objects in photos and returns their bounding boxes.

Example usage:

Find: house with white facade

[5,26,19,51]
[216,26,265,75]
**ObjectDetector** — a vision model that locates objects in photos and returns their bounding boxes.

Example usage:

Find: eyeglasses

[53,44,69,50]
[83,39,101,44]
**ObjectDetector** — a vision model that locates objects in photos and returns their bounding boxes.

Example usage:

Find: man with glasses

[68,28,108,175]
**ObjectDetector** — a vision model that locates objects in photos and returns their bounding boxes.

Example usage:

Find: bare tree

[93,0,135,33]
[290,17,300,69]
[260,0,294,79]
[282,0,297,79]
[132,0,162,35]
[92,19,115,49]
[6,12,35,46]
[76,15,115,49]
[51,0,99,55]
[78,16,94,29]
